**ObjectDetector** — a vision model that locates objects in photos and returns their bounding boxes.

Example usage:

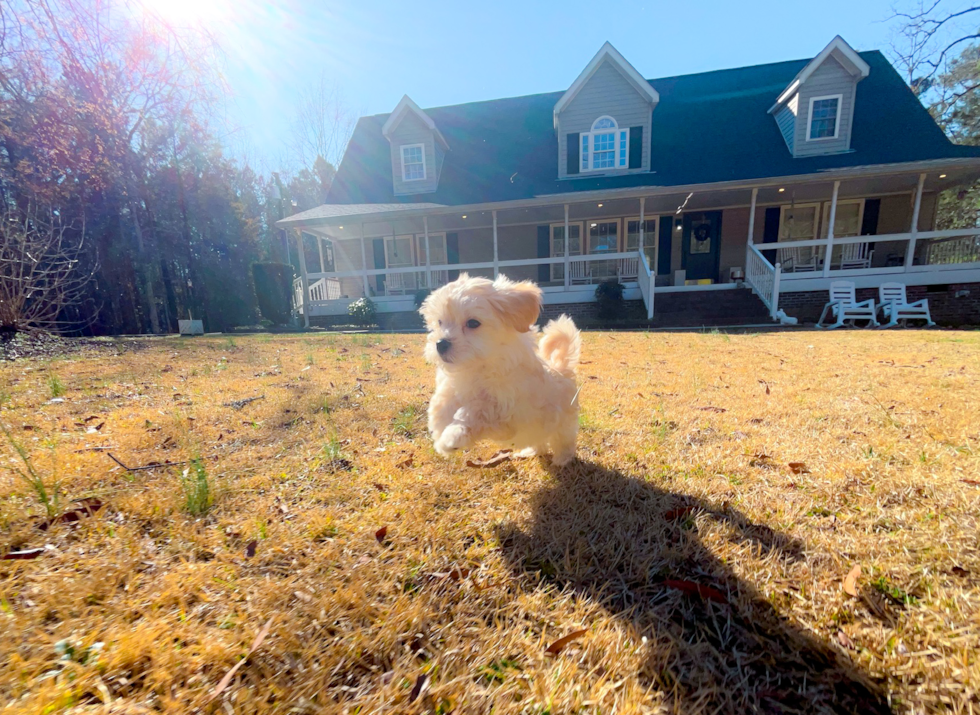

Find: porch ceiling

[285,158,980,241]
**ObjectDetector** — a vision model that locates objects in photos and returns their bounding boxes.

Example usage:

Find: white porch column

[423,216,432,288]
[638,197,645,255]
[822,181,841,277]
[359,224,370,297]
[563,204,570,290]
[295,230,311,328]
[492,210,499,278]
[905,172,927,270]
[747,187,758,246]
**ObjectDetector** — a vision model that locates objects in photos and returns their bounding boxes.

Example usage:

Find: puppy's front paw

[434,423,470,455]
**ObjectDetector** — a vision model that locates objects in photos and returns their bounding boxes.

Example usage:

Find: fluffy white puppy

[419,273,582,465]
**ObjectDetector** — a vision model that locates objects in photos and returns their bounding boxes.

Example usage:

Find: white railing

[745,244,781,319]
[293,276,341,310]
[924,233,980,265]
[637,249,655,319]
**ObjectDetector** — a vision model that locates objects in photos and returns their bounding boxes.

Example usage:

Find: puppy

[419,273,581,465]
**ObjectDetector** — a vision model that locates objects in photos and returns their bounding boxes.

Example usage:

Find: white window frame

[585,218,622,253]
[400,143,427,182]
[384,234,416,267]
[820,199,865,238]
[580,116,630,173]
[549,221,584,282]
[415,232,448,266]
[625,215,659,267]
[778,203,821,242]
[806,94,842,142]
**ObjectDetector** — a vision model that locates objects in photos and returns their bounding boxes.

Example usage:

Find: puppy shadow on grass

[495,459,893,714]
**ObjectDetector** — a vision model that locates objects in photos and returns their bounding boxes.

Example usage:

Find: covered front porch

[282,159,980,326]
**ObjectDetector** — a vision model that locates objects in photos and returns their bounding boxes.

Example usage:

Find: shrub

[414,288,432,308]
[252,262,294,325]
[595,280,626,320]
[348,297,377,326]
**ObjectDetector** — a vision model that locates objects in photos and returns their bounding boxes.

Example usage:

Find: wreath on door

[694,224,711,243]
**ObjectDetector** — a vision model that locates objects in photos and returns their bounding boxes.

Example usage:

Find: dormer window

[581,116,629,172]
[400,144,426,181]
[807,95,841,141]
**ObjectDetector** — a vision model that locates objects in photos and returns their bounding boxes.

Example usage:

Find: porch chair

[617,255,639,282]
[816,280,879,329]
[876,282,935,328]
[777,246,819,273]
[569,260,593,285]
[839,242,874,270]
[385,272,410,295]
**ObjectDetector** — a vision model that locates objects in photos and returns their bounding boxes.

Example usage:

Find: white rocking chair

[876,282,935,328]
[838,242,874,270]
[816,280,879,329]
[569,260,593,285]
[778,246,819,273]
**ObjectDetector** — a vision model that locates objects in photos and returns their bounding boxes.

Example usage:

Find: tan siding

[720,208,750,279]
[794,56,857,157]
[389,113,439,195]
[558,59,653,178]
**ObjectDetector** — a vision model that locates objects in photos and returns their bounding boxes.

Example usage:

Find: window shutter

[567,133,580,175]
[537,226,551,283]
[628,127,643,169]
[657,216,673,276]
[861,199,880,235]
[372,239,386,294]
[762,207,780,264]
[446,232,460,281]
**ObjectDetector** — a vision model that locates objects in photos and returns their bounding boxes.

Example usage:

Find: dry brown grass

[1,329,978,714]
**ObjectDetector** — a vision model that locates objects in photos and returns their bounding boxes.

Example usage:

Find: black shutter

[762,206,780,264]
[446,232,460,281]
[372,238,386,294]
[628,126,643,169]
[567,133,580,175]
[861,199,880,235]
[657,216,673,276]
[537,226,551,283]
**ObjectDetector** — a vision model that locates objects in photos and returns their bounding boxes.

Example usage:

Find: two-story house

[279,37,980,327]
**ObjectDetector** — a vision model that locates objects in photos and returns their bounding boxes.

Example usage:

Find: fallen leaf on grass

[466,450,513,468]
[396,456,414,469]
[37,498,104,531]
[3,548,45,560]
[961,479,980,486]
[758,379,771,395]
[375,526,388,543]
[545,628,589,655]
[836,630,855,649]
[372,482,388,492]
[22,424,35,431]
[663,579,727,603]
[788,462,810,474]
[294,591,313,603]
[408,673,430,703]
[843,565,861,597]
[951,566,970,577]
[245,540,257,558]
[697,406,727,413]
[208,616,275,702]
[425,567,471,582]
[664,506,693,521]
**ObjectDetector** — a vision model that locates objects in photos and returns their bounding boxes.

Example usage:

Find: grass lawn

[1,330,978,714]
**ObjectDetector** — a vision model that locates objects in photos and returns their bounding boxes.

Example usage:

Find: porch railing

[745,244,782,319]
[637,249,655,320]
[293,276,342,310]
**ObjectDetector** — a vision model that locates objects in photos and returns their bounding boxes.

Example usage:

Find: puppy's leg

[434,406,483,455]
[549,418,579,467]
[428,385,459,446]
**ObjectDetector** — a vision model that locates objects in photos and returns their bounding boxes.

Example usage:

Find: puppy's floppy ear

[488,276,542,332]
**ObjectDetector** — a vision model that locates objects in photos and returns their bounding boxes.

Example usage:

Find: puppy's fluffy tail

[538,314,581,378]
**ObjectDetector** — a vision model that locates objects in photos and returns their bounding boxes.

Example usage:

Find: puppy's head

[419,273,542,368]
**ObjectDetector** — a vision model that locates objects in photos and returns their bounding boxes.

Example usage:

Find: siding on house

[793,56,858,157]
[388,112,440,195]
[775,95,797,153]
[557,59,653,179]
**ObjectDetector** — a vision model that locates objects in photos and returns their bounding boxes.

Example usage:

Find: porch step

[648,287,772,328]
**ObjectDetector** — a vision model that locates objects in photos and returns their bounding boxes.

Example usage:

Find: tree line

[0,0,351,335]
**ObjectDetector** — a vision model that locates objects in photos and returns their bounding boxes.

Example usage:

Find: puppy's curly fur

[419,273,581,465]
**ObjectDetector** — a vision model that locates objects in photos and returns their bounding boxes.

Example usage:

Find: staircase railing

[745,244,781,320]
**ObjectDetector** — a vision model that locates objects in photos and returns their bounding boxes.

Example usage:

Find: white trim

[778,203,821,241]
[400,143,427,182]
[769,36,870,113]
[806,94,843,142]
[383,95,449,149]
[553,42,659,126]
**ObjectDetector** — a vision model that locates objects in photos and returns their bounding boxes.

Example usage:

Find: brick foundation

[779,282,980,327]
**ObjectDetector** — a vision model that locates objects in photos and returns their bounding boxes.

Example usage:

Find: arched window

[581,116,629,172]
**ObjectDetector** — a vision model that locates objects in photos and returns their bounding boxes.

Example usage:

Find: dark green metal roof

[327,51,979,207]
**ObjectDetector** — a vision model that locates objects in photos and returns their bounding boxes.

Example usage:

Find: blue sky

[193,0,906,170]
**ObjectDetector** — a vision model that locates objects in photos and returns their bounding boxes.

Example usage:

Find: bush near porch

[0,331,978,713]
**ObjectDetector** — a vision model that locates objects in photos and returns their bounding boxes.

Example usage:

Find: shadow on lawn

[496,459,892,714]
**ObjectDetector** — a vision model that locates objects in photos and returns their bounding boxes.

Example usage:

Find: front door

[682,211,722,282]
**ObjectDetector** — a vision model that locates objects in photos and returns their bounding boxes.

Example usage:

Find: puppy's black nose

[436,339,452,356]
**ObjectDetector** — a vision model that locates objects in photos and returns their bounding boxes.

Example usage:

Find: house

[278,37,980,328]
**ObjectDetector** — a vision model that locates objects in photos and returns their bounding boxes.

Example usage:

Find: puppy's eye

[465,319,481,329]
